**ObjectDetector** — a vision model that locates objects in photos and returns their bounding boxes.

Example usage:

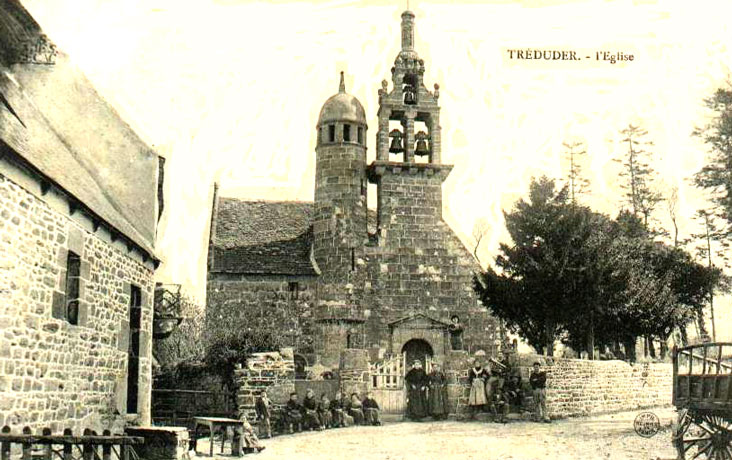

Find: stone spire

[339,70,346,93]
[400,10,416,53]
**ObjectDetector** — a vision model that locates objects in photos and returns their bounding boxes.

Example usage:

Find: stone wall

[234,349,296,420]
[0,172,155,432]
[206,275,317,360]
[511,354,672,418]
[364,178,501,357]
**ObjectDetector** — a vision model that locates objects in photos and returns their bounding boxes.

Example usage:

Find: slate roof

[210,198,319,276]
[0,0,159,257]
[210,194,380,276]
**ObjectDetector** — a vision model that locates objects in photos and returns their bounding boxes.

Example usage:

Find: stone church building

[207,10,502,377]
[0,0,162,432]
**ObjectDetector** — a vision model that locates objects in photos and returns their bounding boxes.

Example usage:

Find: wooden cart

[672,342,732,459]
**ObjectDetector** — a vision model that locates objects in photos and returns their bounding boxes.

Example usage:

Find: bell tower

[369,10,453,237]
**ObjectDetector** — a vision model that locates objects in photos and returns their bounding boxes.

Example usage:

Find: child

[330,392,346,427]
[285,392,303,433]
[254,392,272,438]
[318,393,333,429]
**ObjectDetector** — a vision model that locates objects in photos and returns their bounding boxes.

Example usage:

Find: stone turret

[313,72,368,367]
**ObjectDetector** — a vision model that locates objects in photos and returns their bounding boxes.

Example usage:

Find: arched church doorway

[401,339,433,371]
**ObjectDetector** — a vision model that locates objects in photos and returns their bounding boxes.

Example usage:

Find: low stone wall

[513,354,672,418]
[339,349,369,398]
[234,349,296,420]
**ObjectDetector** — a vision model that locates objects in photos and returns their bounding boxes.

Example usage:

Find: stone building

[0,0,162,431]
[207,10,501,380]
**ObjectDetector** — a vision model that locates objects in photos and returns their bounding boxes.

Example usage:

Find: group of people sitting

[254,389,382,438]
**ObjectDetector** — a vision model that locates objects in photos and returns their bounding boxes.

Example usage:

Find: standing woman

[467,359,489,419]
[405,360,429,421]
[428,363,449,420]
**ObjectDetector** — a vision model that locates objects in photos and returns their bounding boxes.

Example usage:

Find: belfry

[207,9,504,404]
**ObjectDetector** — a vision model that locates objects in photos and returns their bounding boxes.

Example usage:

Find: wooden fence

[0,427,142,460]
[151,389,235,429]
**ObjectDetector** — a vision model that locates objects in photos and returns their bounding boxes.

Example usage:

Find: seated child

[318,394,333,429]
[285,392,303,433]
[329,392,347,427]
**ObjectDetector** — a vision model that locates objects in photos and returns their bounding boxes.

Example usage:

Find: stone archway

[401,339,434,370]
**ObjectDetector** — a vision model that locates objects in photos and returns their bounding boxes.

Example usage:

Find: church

[206,9,502,376]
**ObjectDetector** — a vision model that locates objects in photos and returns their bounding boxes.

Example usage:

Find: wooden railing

[673,343,732,410]
[370,354,405,389]
[152,389,235,429]
[0,427,143,460]
[675,343,732,375]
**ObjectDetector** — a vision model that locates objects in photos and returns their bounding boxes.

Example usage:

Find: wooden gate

[369,353,406,414]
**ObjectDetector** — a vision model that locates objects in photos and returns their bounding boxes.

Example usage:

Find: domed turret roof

[317,72,366,126]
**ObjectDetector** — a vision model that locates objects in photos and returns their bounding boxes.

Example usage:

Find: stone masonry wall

[0,173,155,432]
[234,349,296,421]
[206,276,317,360]
[513,355,672,419]
[365,169,500,355]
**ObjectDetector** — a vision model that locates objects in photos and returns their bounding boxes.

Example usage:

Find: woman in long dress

[405,360,429,421]
[428,363,449,420]
[467,360,489,419]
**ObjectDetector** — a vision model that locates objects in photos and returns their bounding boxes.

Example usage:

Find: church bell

[414,131,429,156]
[389,129,404,153]
[403,84,416,104]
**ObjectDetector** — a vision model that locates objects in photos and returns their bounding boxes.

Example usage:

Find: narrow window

[328,125,335,143]
[357,127,363,145]
[343,124,351,142]
[65,251,81,325]
[288,281,299,300]
[127,285,142,414]
[351,248,355,271]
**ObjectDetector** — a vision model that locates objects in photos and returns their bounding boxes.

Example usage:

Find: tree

[692,86,732,235]
[665,185,681,247]
[475,177,604,356]
[614,124,663,231]
[690,210,731,341]
[153,294,207,377]
[475,178,719,361]
[562,140,590,203]
[471,217,490,266]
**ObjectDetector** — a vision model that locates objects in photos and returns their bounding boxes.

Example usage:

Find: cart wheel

[675,410,732,459]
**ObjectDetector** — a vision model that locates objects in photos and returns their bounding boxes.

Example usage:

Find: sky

[21,0,732,340]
